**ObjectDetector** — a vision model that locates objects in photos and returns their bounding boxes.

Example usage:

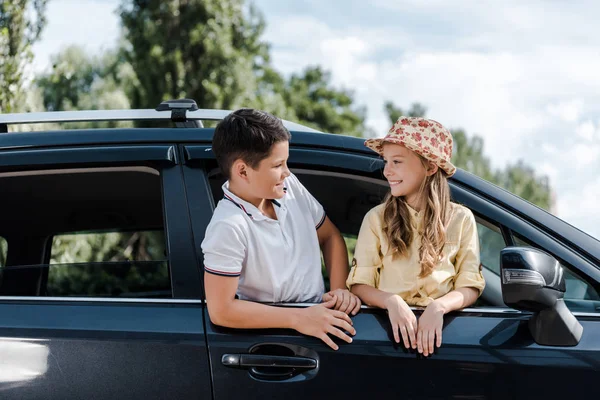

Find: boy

[201,108,361,350]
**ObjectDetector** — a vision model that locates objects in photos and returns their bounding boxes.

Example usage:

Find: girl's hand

[417,301,444,356]
[323,289,362,315]
[384,295,418,349]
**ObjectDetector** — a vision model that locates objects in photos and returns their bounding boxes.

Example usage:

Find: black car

[0,101,598,400]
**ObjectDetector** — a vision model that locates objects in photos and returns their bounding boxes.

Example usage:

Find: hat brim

[364,137,456,177]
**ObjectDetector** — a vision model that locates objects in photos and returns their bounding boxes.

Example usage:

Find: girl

[347,116,485,356]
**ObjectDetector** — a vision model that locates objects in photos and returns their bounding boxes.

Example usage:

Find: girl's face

[382,143,434,208]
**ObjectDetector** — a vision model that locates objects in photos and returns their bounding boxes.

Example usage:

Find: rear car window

[0,168,172,298]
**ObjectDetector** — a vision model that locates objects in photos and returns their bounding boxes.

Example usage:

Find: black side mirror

[500,247,583,346]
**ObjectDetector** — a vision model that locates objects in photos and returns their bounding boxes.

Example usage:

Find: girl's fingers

[428,329,435,355]
[407,323,417,349]
[345,295,356,315]
[392,322,400,344]
[352,296,362,315]
[400,325,410,349]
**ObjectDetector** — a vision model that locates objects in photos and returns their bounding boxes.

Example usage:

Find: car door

[184,143,600,399]
[0,144,212,399]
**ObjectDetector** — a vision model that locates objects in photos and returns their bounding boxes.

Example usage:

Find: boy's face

[246,140,290,200]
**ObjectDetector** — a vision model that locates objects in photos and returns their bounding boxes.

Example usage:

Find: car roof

[0,126,374,155]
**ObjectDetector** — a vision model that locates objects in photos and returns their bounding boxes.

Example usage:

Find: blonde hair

[382,157,452,277]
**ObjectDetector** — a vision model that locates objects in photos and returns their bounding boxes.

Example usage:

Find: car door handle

[221,354,317,370]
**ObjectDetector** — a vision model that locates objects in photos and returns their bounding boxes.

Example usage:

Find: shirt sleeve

[453,209,486,295]
[287,173,326,229]
[201,221,247,277]
[346,208,382,289]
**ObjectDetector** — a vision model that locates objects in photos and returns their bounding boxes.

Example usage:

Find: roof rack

[0,98,322,133]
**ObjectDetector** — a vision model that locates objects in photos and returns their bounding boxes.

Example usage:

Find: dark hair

[212,108,291,180]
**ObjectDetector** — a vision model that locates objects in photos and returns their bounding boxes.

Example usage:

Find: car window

[321,234,356,292]
[513,234,600,305]
[0,168,172,298]
[477,219,506,276]
[0,237,6,268]
[47,230,168,297]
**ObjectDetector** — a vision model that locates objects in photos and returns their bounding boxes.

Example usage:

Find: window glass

[47,231,169,297]
[321,234,356,292]
[0,237,6,268]
[0,168,171,298]
[476,220,506,276]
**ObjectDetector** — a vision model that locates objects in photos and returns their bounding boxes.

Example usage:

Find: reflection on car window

[513,234,600,305]
[47,231,169,297]
[321,234,357,292]
[0,237,7,268]
[476,220,506,276]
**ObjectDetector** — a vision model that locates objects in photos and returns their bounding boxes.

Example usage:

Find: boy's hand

[292,296,356,351]
[384,294,418,349]
[323,289,362,315]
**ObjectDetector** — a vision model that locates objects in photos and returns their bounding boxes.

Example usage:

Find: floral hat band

[364,116,456,177]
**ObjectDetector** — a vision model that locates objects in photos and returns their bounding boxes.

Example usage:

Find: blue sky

[32,0,600,239]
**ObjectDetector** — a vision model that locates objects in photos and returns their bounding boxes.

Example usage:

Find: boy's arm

[204,272,356,350]
[317,216,361,315]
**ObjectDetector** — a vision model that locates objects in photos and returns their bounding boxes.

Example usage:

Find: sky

[31,0,600,240]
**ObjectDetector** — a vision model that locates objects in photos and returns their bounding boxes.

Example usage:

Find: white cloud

[575,120,600,141]
[31,0,120,72]
[547,99,585,123]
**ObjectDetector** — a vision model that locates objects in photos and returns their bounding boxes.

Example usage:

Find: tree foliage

[0,0,48,113]
[35,45,134,128]
[271,66,367,135]
[119,0,269,110]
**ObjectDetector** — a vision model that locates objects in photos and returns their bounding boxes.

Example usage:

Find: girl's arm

[318,216,362,315]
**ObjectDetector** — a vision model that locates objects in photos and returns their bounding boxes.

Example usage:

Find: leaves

[0,0,48,113]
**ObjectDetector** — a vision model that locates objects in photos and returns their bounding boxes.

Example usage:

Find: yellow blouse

[346,202,485,307]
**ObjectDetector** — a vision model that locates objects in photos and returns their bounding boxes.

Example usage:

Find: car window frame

[0,144,204,303]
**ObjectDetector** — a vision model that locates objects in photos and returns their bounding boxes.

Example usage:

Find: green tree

[495,161,552,210]
[118,0,367,135]
[119,0,269,110]
[0,0,48,113]
[384,101,427,122]
[451,129,495,182]
[277,66,367,135]
[35,45,134,128]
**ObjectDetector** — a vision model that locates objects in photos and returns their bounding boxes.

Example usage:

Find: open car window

[0,167,172,298]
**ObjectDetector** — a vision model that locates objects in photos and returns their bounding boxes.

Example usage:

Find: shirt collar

[222,181,287,221]
[406,203,424,229]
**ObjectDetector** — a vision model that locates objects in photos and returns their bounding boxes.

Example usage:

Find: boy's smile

[230,140,291,213]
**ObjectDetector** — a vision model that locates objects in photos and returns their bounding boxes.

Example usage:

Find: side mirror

[500,247,583,346]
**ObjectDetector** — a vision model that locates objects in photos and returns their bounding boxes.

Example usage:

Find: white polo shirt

[201,173,326,303]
